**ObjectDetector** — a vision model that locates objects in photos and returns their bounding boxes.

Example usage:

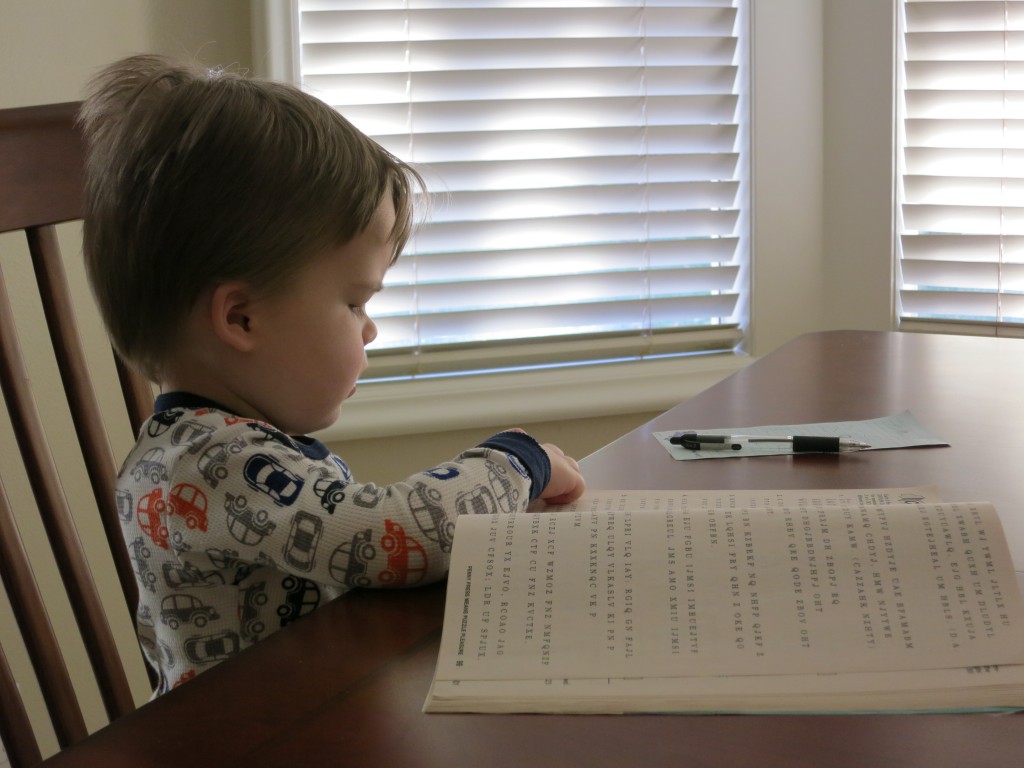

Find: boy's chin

[290,404,345,436]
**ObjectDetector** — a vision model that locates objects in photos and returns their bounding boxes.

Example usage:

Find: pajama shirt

[118,391,550,694]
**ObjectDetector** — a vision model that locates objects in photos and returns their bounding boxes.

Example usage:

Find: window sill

[314,352,752,441]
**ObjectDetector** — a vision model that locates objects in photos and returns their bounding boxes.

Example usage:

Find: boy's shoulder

[134,405,274,456]
[122,401,346,491]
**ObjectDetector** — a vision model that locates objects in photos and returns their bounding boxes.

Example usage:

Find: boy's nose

[364,317,378,345]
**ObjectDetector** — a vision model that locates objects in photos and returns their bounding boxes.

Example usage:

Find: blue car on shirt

[243,454,303,506]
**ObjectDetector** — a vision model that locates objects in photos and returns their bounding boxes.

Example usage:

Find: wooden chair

[0,102,154,766]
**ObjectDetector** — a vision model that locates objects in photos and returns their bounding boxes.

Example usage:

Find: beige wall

[1,1,251,108]
[334,412,660,485]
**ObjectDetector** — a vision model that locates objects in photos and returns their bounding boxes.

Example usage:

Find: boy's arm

[159,422,553,592]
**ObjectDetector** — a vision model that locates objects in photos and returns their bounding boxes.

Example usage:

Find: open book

[424,488,1024,714]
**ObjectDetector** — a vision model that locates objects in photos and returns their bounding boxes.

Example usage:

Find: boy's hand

[538,442,586,505]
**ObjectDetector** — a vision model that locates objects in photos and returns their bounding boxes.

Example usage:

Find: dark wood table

[47,331,1024,767]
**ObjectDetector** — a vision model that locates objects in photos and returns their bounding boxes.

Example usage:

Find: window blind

[297,0,748,378]
[898,0,1024,334]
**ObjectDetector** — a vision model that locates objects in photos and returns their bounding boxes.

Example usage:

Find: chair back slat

[0,480,89,756]
[0,260,136,726]
[0,642,45,768]
[0,101,154,763]
[27,224,140,618]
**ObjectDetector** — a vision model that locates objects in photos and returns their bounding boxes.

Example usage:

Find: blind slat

[300,7,737,43]
[373,293,741,350]
[410,211,740,253]
[902,258,1024,289]
[303,39,739,74]
[387,238,739,284]
[333,96,740,135]
[425,183,740,223]
[421,154,740,191]
[374,265,742,316]
[375,124,739,162]
[901,232,1024,259]
[367,327,744,379]
[304,65,739,103]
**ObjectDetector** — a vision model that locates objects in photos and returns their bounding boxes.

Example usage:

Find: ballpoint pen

[669,432,871,453]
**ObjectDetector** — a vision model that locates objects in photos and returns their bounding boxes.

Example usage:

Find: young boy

[79,55,586,695]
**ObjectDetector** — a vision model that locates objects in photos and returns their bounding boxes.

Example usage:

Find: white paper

[653,411,949,460]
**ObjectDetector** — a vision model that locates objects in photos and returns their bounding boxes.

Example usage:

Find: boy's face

[247,196,396,434]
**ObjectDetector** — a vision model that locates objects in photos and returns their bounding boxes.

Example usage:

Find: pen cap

[792,436,841,453]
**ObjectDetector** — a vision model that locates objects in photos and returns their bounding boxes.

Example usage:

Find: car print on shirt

[379,520,428,586]
[205,547,255,584]
[206,547,240,569]
[243,454,304,506]
[424,466,460,481]
[239,581,269,643]
[160,594,219,630]
[221,415,256,426]
[170,419,215,454]
[196,438,246,488]
[246,421,288,447]
[455,485,499,517]
[128,536,157,592]
[161,561,225,589]
[185,630,240,665]
[487,459,521,513]
[131,447,168,484]
[332,455,352,481]
[352,484,385,509]
[409,481,455,553]
[168,483,208,531]
[223,493,277,546]
[277,575,320,627]
[283,511,323,572]
[313,478,346,513]
[157,640,176,670]
[136,489,170,549]
[146,408,184,438]
[328,529,376,588]
[116,488,133,522]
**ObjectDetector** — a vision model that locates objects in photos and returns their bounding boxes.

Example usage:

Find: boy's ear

[209,282,256,352]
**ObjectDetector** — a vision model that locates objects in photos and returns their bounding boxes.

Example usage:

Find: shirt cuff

[478,431,551,503]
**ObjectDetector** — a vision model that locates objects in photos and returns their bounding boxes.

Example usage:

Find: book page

[435,501,1024,687]
[427,662,1024,714]
[528,486,941,513]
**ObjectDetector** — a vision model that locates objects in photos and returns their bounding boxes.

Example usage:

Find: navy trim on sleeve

[479,431,551,502]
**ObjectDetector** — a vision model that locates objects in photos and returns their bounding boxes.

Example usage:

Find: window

[897,0,1024,335]
[275,0,749,380]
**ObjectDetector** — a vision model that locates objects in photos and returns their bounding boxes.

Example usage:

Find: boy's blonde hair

[79,55,422,381]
